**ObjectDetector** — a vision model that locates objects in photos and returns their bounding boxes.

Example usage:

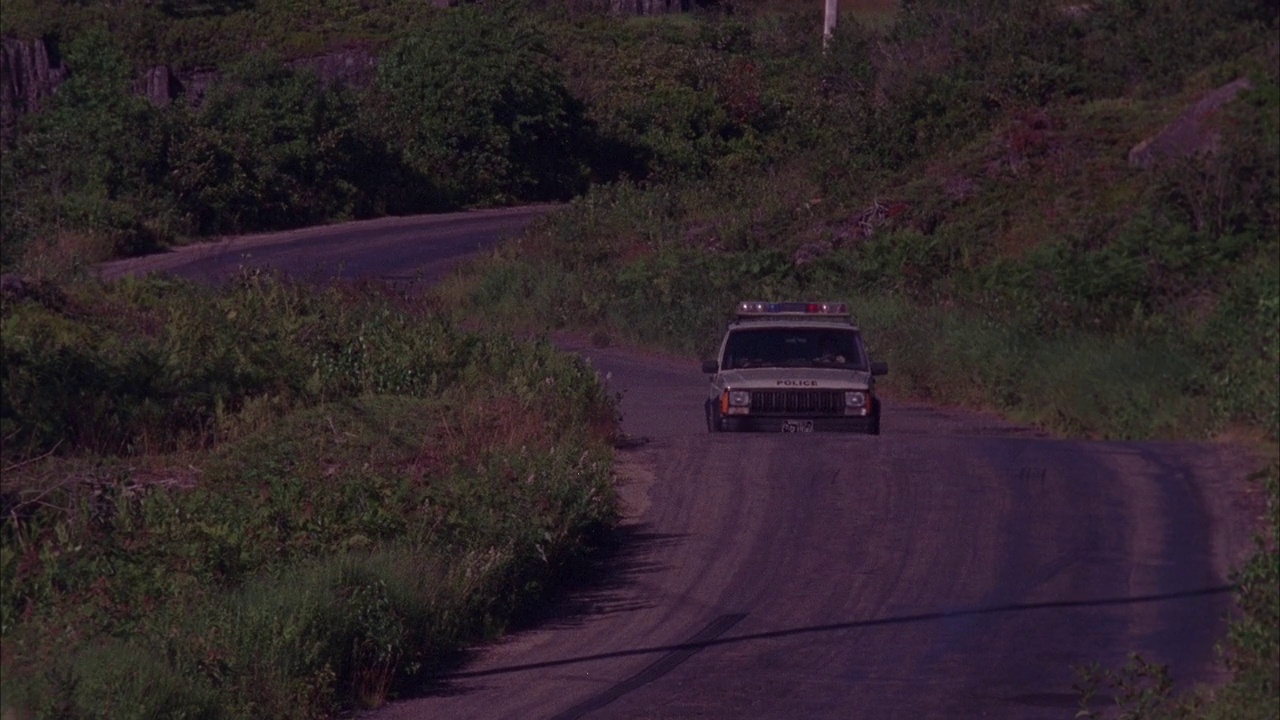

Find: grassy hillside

[446,0,1279,442]
[0,0,441,69]
[0,1,1276,718]
[438,2,1279,717]
[1,275,619,718]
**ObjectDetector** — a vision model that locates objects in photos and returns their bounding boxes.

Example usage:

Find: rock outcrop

[2,38,379,137]
[291,45,379,89]
[1,0,699,137]
[1,37,67,141]
[612,0,693,14]
[132,65,182,107]
[131,65,220,108]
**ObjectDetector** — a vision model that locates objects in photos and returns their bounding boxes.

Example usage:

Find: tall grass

[0,275,619,718]
[2,0,1275,716]
[438,4,1277,714]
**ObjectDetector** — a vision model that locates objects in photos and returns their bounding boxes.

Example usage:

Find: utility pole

[823,0,838,50]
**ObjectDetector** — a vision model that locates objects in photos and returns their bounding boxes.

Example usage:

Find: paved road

[102,208,1258,719]
[369,341,1251,720]
[98,205,553,285]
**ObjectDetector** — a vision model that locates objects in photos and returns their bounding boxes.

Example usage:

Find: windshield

[721,327,868,370]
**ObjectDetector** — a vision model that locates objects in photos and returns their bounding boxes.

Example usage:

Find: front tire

[706,400,725,433]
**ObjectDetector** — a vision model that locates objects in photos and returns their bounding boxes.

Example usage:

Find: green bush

[1,26,173,264]
[376,4,592,205]
[1218,464,1280,719]
[1,276,618,719]
[2,639,223,720]
[168,56,364,233]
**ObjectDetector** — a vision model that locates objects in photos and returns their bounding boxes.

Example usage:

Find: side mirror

[701,359,719,374]
[870,361,889,376]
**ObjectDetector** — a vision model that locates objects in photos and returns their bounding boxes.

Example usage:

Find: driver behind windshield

[724,329,865,370]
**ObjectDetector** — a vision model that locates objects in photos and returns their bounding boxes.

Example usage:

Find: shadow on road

[442,583,1234,682]
[413,522,687,699]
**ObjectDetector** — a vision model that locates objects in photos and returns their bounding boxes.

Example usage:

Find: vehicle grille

[750,389,845,415]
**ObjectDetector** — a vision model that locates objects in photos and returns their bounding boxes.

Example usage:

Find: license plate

[781,420,814,433]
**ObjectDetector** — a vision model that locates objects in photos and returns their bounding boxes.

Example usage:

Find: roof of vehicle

[727,301,860,330]
[728,318,860,330]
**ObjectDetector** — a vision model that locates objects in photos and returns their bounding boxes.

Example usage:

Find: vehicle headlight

[728,390,751,407]
[844,390,869,409]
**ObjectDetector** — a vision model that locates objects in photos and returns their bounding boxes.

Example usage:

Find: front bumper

[720,414,879,433]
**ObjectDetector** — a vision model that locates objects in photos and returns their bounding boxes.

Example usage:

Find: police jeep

[701,302,889,434]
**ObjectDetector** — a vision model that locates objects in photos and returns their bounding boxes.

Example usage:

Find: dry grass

[13,230,115,281]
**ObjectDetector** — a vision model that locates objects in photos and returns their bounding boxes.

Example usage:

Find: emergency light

[736,301,850,319]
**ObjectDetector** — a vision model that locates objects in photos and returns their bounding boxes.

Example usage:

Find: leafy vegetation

[442,0,1279,441]
[1,275,618,717]
[437,2,1278,718]
[1,1,604,269]
[377,3,592,204]
[0,0,1276,718]
[0,0,440,70]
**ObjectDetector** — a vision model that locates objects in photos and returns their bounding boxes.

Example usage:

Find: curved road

[103,208,1259,719]
[99,205,553,285]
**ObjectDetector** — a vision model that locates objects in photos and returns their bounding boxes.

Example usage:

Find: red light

[735,300,850,320]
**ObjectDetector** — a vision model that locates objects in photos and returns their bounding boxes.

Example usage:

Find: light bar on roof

[736,301,850,318]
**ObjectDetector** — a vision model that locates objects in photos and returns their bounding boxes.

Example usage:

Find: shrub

[1,277,618,719]
[1,26,172,268]
[168,56,373,234]
[376,4,592,205]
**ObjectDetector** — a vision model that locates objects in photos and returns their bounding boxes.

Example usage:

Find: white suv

[702,302,888,434]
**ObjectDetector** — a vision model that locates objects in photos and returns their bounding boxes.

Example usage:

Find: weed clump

[0,274,618,718]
